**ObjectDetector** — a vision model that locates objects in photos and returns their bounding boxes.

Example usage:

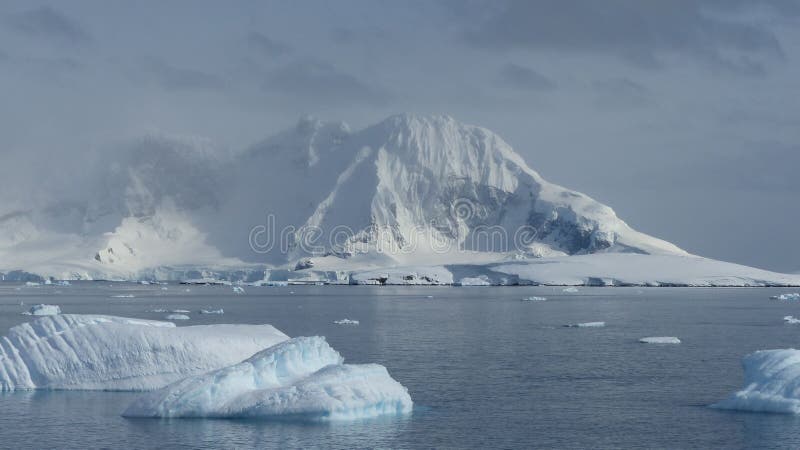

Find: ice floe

[784,316,800,324]
[22,304,61,316]
[639,336,681,344]
[122,336,412,421]
[521,296,547,302]
[0,314,288,391]
[166,314,190,320]
[200,309,224,315]
[771,293,800,301]
[713,349,800,414]
[232,286,245,294]
[564,321,605,328]
[562,287,579,293]
[334,319,360,325]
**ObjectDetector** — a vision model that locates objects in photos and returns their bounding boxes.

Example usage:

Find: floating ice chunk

[785,316,800,324]
[148,309,168,313]
[140,281,151,285]
[24,282,40,287]
[166,314,190,320]
[123,336,412,421]
[44,279,52,285]
[771,293,800,301]
[334,319,359,325]
[0,314,288,391]
[564,321,605,328]
[562,287,579,293]
[639,336,681,344]
[171,309,190,313]
[23,304,61,316]
[55,281,70,286]
[200,309,224,315]
[111,294,135,298]
[161,287,168,291]
[232,286,245,294]
[521,296,547,302]
[425,295,434,299]
[712,349,800,414]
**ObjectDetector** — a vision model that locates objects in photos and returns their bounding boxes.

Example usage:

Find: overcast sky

[0,0,798,272]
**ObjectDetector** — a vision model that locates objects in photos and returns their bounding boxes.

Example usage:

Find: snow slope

[0,315,287,391]
[0,113,795,285]
[123,336,412,420]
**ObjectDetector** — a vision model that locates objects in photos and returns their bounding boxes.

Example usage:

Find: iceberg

[564,321,605,328]
[562,287,580,293]
[0,314,287,391]
[639,336,681,344]
[784,316,800,324]
[123,336,412,421]
[200,309,224,315]
[166,314,190,320]
[712,349,800,414]
[23,304,61,316]
[521,296,547,302]
[333,319,359,325]
[232,286,245,294]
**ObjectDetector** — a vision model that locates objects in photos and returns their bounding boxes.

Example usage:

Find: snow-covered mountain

[0,114,797,286]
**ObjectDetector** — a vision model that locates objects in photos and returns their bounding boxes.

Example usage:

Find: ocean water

[2,283,800,449]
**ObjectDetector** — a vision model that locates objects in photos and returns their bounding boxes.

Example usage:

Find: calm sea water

[2,283,800,449]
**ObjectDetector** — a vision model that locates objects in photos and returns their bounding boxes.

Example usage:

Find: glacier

[713,349,800,414]
[0,314,288,391]
[122,336,413,421]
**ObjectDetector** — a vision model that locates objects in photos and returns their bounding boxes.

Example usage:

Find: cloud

[144,59,226,92]
[330,27,389,45]
[246,32,292,58]
[6,6,91,45]
[457,0,792,74]
[262,60,391,106]
[497,63,556,91]
[592,77,649,108]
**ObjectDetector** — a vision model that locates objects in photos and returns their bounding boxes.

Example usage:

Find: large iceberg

[0,314,287,391]
[123,336,413,421]
[713,349,800,414]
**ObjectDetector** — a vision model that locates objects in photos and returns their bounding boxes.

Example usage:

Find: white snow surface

[24,304,61,316]
[0,314,288,391]
[713,349,800,414]
[639,337,681,344]
[122,336,412,420]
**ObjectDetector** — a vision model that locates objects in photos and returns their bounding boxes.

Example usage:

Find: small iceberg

[24,282,40,287]
[166,314,190,321]
[148,308,168,313]
[200,309,224,315]
[785,316,800,324]
[232,286,246,294]
[713,349,800,414]
[111,294,135,298]
[564,321,605,328]
[639,336,681,344]
[0,314,287,391]
[122,336,412,421]
[23,304,61,316]
[562,287,579,293]
[771,293,800,301]
[521,296,547,302]
[334,319,360,325]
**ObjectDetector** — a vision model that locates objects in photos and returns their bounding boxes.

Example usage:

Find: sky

[0,0,798,272]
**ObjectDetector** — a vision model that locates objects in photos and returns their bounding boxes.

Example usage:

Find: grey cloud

[592,77,650,108]
[144,59,226,92]
[458,0,790,74]
[7,6,91,45]
[263,60,391,106]
[330,27,389,45]
[497,63,556,91]
[247,32,292,58]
